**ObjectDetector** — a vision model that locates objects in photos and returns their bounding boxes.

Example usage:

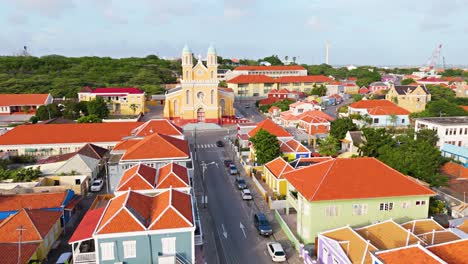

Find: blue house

[441,143,468,167]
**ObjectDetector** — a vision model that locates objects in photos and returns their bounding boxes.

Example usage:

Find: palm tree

[129,104,138,115]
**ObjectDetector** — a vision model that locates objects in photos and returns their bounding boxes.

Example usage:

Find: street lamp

[201,161,217,208]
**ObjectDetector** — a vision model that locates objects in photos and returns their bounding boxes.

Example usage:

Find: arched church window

[173,100,179,115]
[197,91,204,102]
[211,90,214,104]
[211,71,214,79]
[186,90,190,104]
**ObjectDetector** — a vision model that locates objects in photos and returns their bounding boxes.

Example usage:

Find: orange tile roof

[248,119,292,138]
[283,158,435,201]
[441,162,468,179]
[418,230,461,245]
[0,192,68,211]
[0,122,142,145]
[0,209,61,242]
[268,106,280,113]
[0,94,50,107]
[69,207,105,243]
[280,139,310,154]
[113,138,140,151]
[234,65,306,71]
[457,220,468,233]
[227,74,276,84]
[427,239,468,264]
[321,226,377,264]
[156,163,190,189]
[116,164,157,191]
[298,110,335,122]
[349,100,410,115]
[356,220,422,250]
[376,245,443,264]
[265,157,295,179]
[0,242,41,264]
[130,119,183,137]
[276,75,333,83]
[350,99,397,109]
[121,133,189,161]
[401,219,445,235]
[97,190,193,234]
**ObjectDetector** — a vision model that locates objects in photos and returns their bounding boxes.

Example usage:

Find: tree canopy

[310,85,327,96]
[249,129,281,164]
[401,78,415,85]
[318,136,339,156]
[87,97,110,118]
[330,118,358,140]
[77,114,102,123]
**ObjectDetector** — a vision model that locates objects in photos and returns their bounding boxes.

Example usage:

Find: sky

[1,0,467,66]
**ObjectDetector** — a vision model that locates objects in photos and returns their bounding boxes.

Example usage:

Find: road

[188,130,282,264]
[234,99,266,123]
[323,98,353,118]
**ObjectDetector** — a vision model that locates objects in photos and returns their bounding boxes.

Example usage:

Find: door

[161,237,176,255]
[197,108,205,122]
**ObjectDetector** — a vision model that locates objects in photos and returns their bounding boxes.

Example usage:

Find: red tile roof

[248,119,292,138]
[350,100,410,115]
[461,106,468,112]
[0,122,142,146]
[283,158,435,201]
[427,239,468,264]
[69,207,105,243]
[156,163,190,189]
[131,119,184,137]
[280,139,310,154]
[0,94,50,107]
[86,87,144,94]
[0,243,41,264]
[234,65,305,71]
[265,157,294,179]
[116,164,157,191]
[120,133,189,161]
[268,106,280,113]
[0,192,68,211]
[276,75,333,83]
[96,190,193,234]
[377,246,443,264]
[227,74,276,84]
[0,209,61,242]
[440,162,468,179]
[113,138,140,151]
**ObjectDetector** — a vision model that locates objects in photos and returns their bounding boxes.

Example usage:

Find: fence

[269,199,287,210]
[274,210,300,251]
[252,175,267,200]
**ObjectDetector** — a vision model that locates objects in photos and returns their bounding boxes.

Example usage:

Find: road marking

[240,222,247,239]
[221,224,228,239]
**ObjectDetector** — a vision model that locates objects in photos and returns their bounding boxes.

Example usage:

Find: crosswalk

[195,144,217,149]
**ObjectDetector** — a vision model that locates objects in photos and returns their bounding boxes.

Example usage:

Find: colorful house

[264,157,295,196]
[340,130,366,156]
[283,157,435,244]
[385,84,431,113]
[78,87,146,115]
[163,45,235,125]
[0,93,53,114]
[279,139,311,160]
[69,189,196,264]
[0,209,62,263]
[348,100,410,127]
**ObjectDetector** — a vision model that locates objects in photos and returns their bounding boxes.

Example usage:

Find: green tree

[29,116,39,124]
[310,85,327,96]
[352,94,364,102]
[389,114,397,126]
[401,78,415,85]
[330,118,358,140]
[249,129,281,164]
[259,55,284,66]
[129,104,138,115]
[218,80,227,87]
[318,136,339,156]
[87,97,109,118]
[359,128,393,157]
[35,104,62,120]
[416,129,439,147]
[77,114,102,123]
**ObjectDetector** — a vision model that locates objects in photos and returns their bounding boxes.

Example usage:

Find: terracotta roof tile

[418,230,461,245]
[234,65,305,71]
[0,94,50,107]
[117,164,157,191]
[265,157,295,179]
[280,139,310,153]
[284,158,435,201]
[276,75,332,83]
[377,245,443,264]
[0,192,68,211]
[401,219,445,235]
[0,243,41,264]
[248,119,291,138]
[156,163,190,189]
[98,209,145,234]
[227,74,276,84]
[131,119,184,137]
[356,220,422,250]
[427,239,468,264]
[121,133,189,161]
[69,207,105,243]
[268,106,280,113]
[0,122,142,145]
[113,138,140,151]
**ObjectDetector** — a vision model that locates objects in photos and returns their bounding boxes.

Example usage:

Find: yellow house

[0,209,62,261]
[78,87,146,115]
[264,157,294,196]
[279,139,311,161]
[386,84,431,112]
[164,45,235,125]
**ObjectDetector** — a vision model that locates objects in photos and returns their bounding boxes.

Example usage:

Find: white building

[415,117,468,149]
[225,65,307,80]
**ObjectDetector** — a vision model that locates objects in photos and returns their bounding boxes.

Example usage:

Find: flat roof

[416,116,468,125]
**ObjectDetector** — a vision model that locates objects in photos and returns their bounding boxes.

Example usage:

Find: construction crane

[426,44,442,72]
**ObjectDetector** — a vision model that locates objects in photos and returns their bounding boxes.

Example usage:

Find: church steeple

[207,44,217,80]
[181,44,193,81]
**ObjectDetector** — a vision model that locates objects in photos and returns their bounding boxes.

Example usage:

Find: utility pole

[17,225,26,264]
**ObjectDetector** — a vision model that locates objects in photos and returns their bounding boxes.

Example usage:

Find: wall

[0,142,116,157]
[415,120,468,149]
[274,210,300,251]
[298,194,431,244]
[369,114,409,127]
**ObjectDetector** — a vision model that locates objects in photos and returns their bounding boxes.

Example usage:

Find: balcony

[287,190,299,210]
[74,252,96,264]
[72,239,96,264]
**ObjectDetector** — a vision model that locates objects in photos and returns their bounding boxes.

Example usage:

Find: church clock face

[196,69,204,76]
[197,91,204,101]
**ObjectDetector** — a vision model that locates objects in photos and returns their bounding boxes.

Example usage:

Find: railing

[74,252,96,263]
[176,253,191,264]
[287,192,299,210]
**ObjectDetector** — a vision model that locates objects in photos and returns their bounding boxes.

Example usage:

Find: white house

[415,117,468,149]
[348,100,410,128]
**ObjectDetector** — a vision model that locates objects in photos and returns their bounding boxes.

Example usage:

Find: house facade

[340,130,366,156]
[163,45,235,125]
[385,84,431,112]
[225,65,307,81]
[0,93,53,115]
[415,116,468,149]
[283,158,435,244]
[78,87,146,115]
[264,157,294,196]
[348,100,410,128]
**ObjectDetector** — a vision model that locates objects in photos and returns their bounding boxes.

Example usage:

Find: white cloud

[13,0,74,18]
[224,0,257,19]
[306,16,324,31]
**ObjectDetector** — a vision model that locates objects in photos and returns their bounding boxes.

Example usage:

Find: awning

[25,148,37,152]
[69,207,105,244]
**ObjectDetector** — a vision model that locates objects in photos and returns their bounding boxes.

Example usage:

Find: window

[322,247,329,264]
[373,118,379,124]
[186,90,190,104]
[415,200,426,206]
[75,179,81,185]
[353,204,368,215]
[332,257,339,264]
[185,70,189,80]
[161,237,176,255]
[402,201,410,209]
[123,240,136,258]
[100,242,115,261]
[325,206,339,217]
[401,118,405,124]
[379,202,393,211]
[211,90,214,104]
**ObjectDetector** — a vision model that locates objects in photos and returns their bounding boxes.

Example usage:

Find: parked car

[254,213,273,236]
[224,159,233,167]
[56,252,73,264]
[90,179,104,192]
[236,178,247,189]
[229,164,238,175]
[216,140,224,147]
[267,242,287,262]
[241,189,253,200]
[244,104,250,108]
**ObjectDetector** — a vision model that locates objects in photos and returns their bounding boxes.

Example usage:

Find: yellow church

[164,45,235,125]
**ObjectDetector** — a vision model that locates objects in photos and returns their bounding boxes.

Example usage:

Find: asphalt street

[188,130,279,264]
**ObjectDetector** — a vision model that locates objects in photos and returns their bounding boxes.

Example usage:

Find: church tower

[207,44,218,80]
[181,44,193,81]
